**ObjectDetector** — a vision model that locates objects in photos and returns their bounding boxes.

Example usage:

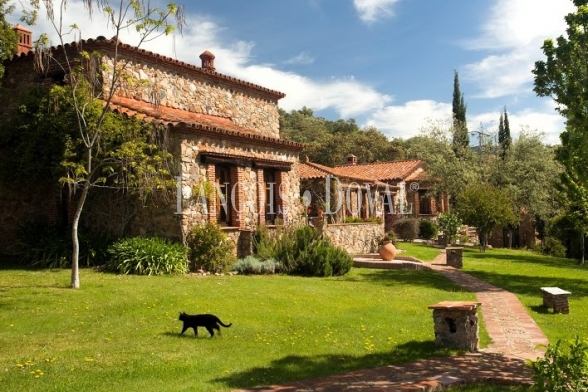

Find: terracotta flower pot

[378,241,397,261]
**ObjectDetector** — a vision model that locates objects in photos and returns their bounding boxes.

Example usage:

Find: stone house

[300,155,450,232]
[299,156,388,223]
[0,30,304,256]
[488,211,536,249]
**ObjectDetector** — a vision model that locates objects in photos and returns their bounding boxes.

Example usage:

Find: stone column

[428,301,481,351]
[206,164,217,222]
[230,166,245,228]
[256,168,265,226]
[446,247,463,268]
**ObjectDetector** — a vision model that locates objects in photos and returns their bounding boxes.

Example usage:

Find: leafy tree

[533,2,588,264]
[437,212,462,245]
[455,183,518,251]
[498,107,512,160]
[452,70,469,155]
[280,108,405,166]
[25,0,184,288]
[405,119,479,207]
[0,0,18,78]
[487,129,562,248]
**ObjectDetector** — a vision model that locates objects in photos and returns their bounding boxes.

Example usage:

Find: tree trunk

[70,182,91,289]
[478,232,487,252]
[580,231,585,266]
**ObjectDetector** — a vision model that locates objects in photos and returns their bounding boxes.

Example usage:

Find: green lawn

[396,242,441,262]
[461,247,588,343]
[0,266,475,392]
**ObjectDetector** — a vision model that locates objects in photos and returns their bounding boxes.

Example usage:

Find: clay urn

[378,241,397,261]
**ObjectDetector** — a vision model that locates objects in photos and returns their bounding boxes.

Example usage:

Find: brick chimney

[199,50,215,71]
[346,154,357,166]
[13,24,33,55]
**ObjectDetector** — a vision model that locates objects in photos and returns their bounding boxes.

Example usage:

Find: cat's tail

[218,320,232,328]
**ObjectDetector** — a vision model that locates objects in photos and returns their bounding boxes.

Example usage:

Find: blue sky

[11,0,577,144]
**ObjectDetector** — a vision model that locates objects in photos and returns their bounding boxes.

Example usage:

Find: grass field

[0,266,474,392]
[395,242,441,262]
[2,246,585,391]
[460,247,588,343]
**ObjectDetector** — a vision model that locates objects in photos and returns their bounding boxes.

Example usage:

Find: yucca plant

[106,237,187,275]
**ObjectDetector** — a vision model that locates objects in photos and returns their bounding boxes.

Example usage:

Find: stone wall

[0,43,302,254]
[323,223,384,254]
[174,131,302,237]
[102,54,281,137]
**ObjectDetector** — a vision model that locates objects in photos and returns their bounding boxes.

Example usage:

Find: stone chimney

[13,24,33,56]
[346,154,357,166]
[199,50,215,71]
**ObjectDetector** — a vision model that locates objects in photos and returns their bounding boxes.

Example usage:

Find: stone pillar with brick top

[428,301,481,351]
[446,247,463,268]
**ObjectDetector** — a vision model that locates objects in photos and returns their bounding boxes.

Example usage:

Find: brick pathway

[429,251,548,361]
[235,251,548,391]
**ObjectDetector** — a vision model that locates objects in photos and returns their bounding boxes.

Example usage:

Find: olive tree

[455,184,518,252]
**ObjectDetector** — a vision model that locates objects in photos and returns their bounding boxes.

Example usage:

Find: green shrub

[252,225,278,260]
[418,219,438,240]
[438,212,462,244]
[344,216,363,223]
[232,255,281,275]
[255,225,353,277]
[15,219,115,268]
[541,237,567,258]
[186,222,237,273]
[105,237,187,275]
[376,230,397,248]
[323,243,354,276]
[531,336,588,392]
[392,218,419,241]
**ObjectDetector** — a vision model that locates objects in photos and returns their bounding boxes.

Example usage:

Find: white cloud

[235,68,392,118]
[353,0,401,24]
[283,51,315,65]
[15,1,390,121]
[13,0,563,145]
[463,0,575,99]
[365,100,452,139]
[367,100,564,145]
[468,103,565,146]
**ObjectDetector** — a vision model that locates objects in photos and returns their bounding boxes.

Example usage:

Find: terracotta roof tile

[298,162,334,179]
[108,96,304,151]
[299,162,387,185]
[12,36,286,100]
[335,160,424,182]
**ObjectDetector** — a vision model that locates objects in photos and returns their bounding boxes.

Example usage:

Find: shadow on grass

[344,269,468,293]
[161,331,225,339]
[529,305,551,315]
[463,248,585,271]
[212,340,451,390]
[462,270,587,300]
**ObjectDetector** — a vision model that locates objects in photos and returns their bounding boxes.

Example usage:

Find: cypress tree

[498,106,512,159]
[452,70,469,154]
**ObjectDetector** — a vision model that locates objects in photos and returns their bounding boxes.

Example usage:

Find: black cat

[178,312,232,337]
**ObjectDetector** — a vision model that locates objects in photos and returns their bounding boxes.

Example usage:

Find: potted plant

[377,231,397,261]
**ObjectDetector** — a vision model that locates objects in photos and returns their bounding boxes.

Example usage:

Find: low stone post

[446,247,463,268]
[428,301,481,351]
